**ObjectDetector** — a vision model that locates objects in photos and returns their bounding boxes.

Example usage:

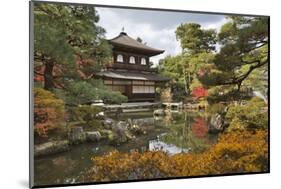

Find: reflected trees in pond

[160,112,211,153]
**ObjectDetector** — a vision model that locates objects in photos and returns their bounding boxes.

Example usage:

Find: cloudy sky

[96,7,228,66]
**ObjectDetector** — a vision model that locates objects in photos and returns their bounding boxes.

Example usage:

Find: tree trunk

[44,61,54,90]
[183,71,189,95]
[188,72,191,93]
[237,82,242,92]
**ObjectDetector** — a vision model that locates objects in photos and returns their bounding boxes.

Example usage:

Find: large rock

[133,118,154,127]
[125,130,135,140]
[209,113,224,133]
[153,109,165,116]
[127,118,133,127]
[109,132,127,145]
[110,121,129,145]
[86,131,102,142]
[68,127,86,144]
[129,124,145,135]
[95,111,105,120]
[115,121,128,129]
[34,140,69,157]
[114,121,129,136]
[127,118,150,135]
[102,118,114,129]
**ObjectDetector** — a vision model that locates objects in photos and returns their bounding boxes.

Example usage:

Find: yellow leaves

[34,88,65,137]
[85,130,268,182]
[34,88,64,110]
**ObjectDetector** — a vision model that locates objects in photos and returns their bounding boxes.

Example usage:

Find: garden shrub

[74,105,102,124]
[34,88,65,137]
[208,103,226,114]
[85,130,268,181]
[225,97,268,131]
[89,79,128,104]
[54,80,128,106]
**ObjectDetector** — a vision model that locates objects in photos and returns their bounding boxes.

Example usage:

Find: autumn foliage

[34,88,65,137]
[34,64,64,88]
[191,117,208,138]
[192,86,208,99]
[85,130,268,182]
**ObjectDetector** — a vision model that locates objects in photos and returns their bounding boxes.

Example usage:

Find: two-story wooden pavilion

[95,32,169,102]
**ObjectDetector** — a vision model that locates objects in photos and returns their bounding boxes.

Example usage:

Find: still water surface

[34,111,218,186]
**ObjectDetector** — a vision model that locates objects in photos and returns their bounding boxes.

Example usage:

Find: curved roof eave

[108,32,165,56]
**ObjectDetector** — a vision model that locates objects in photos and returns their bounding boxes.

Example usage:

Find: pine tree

[33,2,112,90]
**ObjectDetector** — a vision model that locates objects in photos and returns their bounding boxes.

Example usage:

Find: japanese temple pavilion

[95,32,169,102]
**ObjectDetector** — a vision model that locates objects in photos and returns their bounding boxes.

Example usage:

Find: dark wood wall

[106,51,150,71]
[104,79,156,102]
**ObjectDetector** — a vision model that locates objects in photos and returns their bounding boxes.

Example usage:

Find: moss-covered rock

[68,127,86,144]
[34,140,69,157]
[86,131,102,142]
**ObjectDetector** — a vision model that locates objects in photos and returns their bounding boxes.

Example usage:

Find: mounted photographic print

[29,1,269,188]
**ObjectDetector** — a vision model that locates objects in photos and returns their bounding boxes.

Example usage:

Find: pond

[34,110,218,186]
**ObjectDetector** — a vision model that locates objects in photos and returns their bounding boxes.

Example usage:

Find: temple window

[117,54,123,63]
[132,86,155,94]
[141,57,147,65]
[129,56,136,64]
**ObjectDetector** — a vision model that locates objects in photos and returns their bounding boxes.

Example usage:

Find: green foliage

[34,2,111,63]
[171,83,187,101]
[54,79,127,105]
[85,130,268,181]
[88,80,128,104]
[161,120,210,153]
[239,64,268,93]
[158,23,216,100]
[198,17,268,91]
[34,88,65,137]
[57,81,100,105]
[160,17,268,102]
[74,105,101,124]
[206,85,253,104]
[208,103,226,114]
[34,3,75,66]
[176,23,216,54]
[34,2,112,90]
[158,55,185,85]
[225,97,268,131]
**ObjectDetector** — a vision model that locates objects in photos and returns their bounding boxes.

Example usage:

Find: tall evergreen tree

[34,3,112,90]
[198,16,269,92]
[176,23,217,55]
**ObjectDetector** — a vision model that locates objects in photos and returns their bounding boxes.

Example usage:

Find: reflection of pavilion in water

[149,135,191,155]
[127,136,191,155]
[129,112,211,155]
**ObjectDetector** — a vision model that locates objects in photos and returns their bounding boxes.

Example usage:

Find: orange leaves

[85,130,268,182]
[192,86,208,99]
[213,130,268,172]
[34,88,65,137]
[86,151,175,181]
[191,117,208,138]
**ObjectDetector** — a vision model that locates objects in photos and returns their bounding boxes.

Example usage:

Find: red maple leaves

[192,86,208,99]
[191,117,208,138]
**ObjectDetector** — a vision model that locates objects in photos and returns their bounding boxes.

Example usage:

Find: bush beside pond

[207,103,226,114]
[34,88,65,138]
[85,130,268,182]
[225,97,268,131]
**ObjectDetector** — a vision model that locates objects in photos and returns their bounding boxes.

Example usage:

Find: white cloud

[202,17,228,32]
[96,7,226,65]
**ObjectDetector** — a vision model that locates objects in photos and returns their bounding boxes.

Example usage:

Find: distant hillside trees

[158,17,268,102]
